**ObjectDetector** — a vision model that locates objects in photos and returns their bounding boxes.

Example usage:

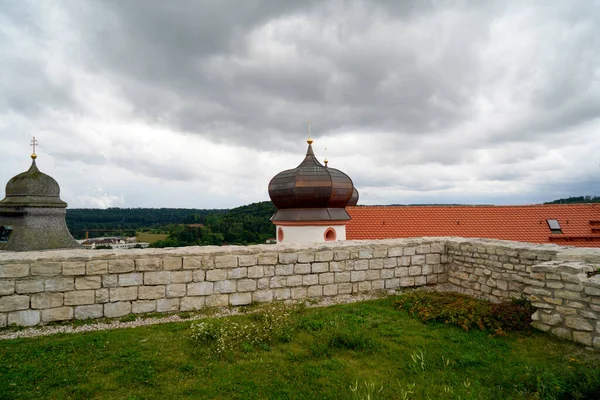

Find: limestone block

[86,261,109,275]
[156,298,180,312]
[323,284,338,296]
[286,275,303,287]
[427,275,439,285]
[531,322,551,332]
[64,290,95,306]
[314,251,333,262]
[205,294,229,307]
[416,244,431,254]
[431,243,445,253]
[580,311,597,320]
[171,271,193,284]
[339,283,353,294]
[230,293,251,306]
[237,279,257,292]
[381,270,394,280]
[425,254,441,264]
[308,285,323,297]
[334,250,350,260]
[263,265,275,277]
[421,265,433,275]
[365,270,379,281]
[214,280,236,294]
[15,279,43,294]
[275,264,294,276]
[110,287,138,301]
[8,310,40,326]
[145,271,171,285]
[104,302,131,318]
[279,253,298,264]
[256,278,269,290]
[30,263,60,276]
[358,281,371,292]
[228,267,247,279]
[564,283,583,291]
[543,297,563,306]
[351,271,366,282]
[404,247,416,256]
[167,284,186,298]
[62,262,86,276]
[561,273,585,284]
[555,306,577,315]
[253,290,273,303]
[414,276,427,286]
[408,266,422,276]
[303,274,319,286]
[109,259,135,274]
[215,255,238,269]
[132,300,156,314]
[555,290,583,301]
[257,253,278,265]
[298,252,315,263]
[119,273,144,287]
[593,337,600,349]
[164,257,183,270]
[585,286,600,296]
[187,282,214,296]
[248,266,264,278]
[311,261,330,274]
[138,286,165,300]
[329,261,347,272]
[388,247,403,257]
[395,267,409,278]
[102,275,118,288]
[75,276,102,290]
[566,301,585,309]
[358,248,373,259]
[273,288,291,300]
[319,273,335,285]
[369,259,384,270]
[400,277,415,287]
[136,258,162,272]
[180,296,204,311]
[42,307,73,322]
[206,269,227,281]
[572,331,592,346]
[529,288,553,297]
[540,313,562,326]
[335,272,351,283]
[0,313,5,328]
[384,258,397,269]
[31,293,61,309]
[238,255,257,267]
[182,256,202,270]
[546,281,564,289]
[96,289,109,303]
[291,287,307,299]
[400,256,413,266]
[45,277,74,292]
[74,305,103,320]
[350,260,369,271]
[294,263,311,274]
[565,317,593,331]
[193,270,205,282]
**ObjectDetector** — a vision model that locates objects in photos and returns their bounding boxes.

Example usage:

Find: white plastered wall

[276,224,346,244]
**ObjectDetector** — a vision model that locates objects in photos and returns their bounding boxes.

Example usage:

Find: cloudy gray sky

[1,0,599,209]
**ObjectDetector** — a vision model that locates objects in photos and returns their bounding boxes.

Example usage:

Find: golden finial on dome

[30,136,38,160]
[307,120,313,145]
[324,146,328,167]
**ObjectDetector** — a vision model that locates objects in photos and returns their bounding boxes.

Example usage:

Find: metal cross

[31,136,38,154]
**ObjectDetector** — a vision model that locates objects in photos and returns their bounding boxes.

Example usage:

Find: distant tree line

[544,196,600,204]
[66,201,277,246]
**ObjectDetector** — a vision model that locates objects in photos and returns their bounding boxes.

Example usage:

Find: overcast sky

[1,0,599,209]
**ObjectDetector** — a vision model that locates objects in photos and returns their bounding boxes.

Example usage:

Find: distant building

[268,131,358,244]
[79,236,150,250]
[0,143,80,251]
[346,204,600,247]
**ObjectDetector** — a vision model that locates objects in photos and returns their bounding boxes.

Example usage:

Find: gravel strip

[0,284,468,341]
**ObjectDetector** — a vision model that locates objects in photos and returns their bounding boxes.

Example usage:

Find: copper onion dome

[347,187,359,206]
[1,157,67,208]
[268,139,355,221]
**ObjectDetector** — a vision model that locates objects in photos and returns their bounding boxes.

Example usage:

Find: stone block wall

[528,261,600,348]
[0,239,447,328]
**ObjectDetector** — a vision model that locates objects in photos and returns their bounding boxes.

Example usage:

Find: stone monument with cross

[0,138,80,251]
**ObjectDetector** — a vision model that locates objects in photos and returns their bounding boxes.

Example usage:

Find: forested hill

[66,201,277,245]
[544,196,600,204]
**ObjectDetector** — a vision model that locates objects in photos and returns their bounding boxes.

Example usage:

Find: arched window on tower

[324,228,336,241]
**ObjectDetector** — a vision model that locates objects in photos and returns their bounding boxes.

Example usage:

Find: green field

[1,296,599,399]
[136,232,169,244]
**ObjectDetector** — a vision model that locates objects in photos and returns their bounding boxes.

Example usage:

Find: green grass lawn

[1,296,599,399]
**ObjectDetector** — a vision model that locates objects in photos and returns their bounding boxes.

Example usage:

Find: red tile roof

[346,204,600,247]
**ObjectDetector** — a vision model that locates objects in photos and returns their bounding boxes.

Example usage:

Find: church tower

[268,125,359,244]
[0,138,81,251]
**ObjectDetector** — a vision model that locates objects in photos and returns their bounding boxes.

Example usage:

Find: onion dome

[347,187,359,206]
[0,156,67,208]
[268,139,355,221]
